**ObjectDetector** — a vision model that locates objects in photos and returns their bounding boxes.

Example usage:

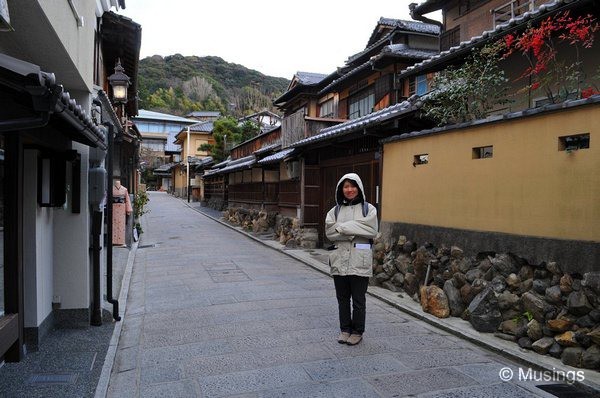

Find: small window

[408,75,428,96]
[559,133,590,152]
[473,145,493,159]
[319,98,334,118]
[413,154,429,166]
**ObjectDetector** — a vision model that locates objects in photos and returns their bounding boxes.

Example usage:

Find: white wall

[23,150,54,328]
[53,142,91,309]
[37,0,97,92]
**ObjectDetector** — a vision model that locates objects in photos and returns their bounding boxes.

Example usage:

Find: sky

[120,0,441,79]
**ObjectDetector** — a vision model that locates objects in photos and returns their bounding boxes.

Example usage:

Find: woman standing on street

[325,173,378,345]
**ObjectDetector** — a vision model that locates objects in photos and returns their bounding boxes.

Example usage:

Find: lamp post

[108,59,130,104]
[102,59,130,325]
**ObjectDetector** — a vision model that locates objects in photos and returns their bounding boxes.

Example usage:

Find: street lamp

[108,58,130,104]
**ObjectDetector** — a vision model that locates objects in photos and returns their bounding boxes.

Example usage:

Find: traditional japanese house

[190,156,214,201]
[202,158,230,210]
[379,0,600,273]
[132,109,197,190]
[0,0,140,360]
[172,121,215,198]
[276,18,441,244]
[204,126,282,211]
[238,110,282,133]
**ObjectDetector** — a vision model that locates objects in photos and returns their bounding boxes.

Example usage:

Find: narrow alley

[106,192,581,397]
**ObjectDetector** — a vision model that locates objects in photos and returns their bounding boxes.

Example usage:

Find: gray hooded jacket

[325,173,378,277]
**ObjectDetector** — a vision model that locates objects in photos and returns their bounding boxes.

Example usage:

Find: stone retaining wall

[223,207,319,249]
[373,226,600,370]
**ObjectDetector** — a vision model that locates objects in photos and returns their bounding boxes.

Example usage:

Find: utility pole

[186,125,190,203]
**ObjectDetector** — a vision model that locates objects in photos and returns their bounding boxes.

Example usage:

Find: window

[459,0,490,16]
[141,140,165,152]
[409,75,428,96]
[413,154,429,166]
[319,98,335,118]
[473,145,493,159]
[559,133,589,152]
[440,26,461,51]
[348,88,375,119]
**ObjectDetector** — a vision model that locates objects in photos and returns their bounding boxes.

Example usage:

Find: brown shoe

[337,332,350,344]
[346,334,362,345]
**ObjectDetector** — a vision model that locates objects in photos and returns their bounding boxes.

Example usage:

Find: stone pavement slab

[102,193,596,397]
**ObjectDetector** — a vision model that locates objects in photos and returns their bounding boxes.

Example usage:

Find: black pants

[333,275,369,335]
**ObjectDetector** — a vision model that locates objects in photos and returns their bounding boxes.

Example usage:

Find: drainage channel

[27,373,78,386]
[137,243,158,249]
[537,383,599,397]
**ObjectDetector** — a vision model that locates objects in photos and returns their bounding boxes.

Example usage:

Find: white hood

[335,173,365,206]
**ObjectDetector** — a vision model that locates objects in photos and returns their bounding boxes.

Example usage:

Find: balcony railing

[492,0,535,28]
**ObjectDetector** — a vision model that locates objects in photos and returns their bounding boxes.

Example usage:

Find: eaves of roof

[208,155,256,175]
[253,142,281,156]
[153,162,179,172]
[382,94,600,144]
[400,0,582,79]
[273,71,340,106]
[135,109,198,124]
[319,46,438,95]
[291,97,423,148]
[257,148,296,164]
[0,53,106,149]
[354,21,440,63]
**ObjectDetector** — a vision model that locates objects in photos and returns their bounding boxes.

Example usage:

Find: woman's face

[342,180,359,201]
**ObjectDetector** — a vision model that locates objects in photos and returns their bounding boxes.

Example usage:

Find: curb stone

[94,237,140,398]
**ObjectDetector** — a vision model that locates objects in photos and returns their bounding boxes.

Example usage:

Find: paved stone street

[106,192,587,397]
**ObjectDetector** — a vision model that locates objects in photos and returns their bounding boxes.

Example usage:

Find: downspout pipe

[409,3,443,30]
[91,209,103,326]
[103,121,121,321]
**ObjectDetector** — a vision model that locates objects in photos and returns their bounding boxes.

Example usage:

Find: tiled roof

[295,71,329,85]
[366,18,441,48]
[189,121,214,132]
[291,97,423,148]
[253,142,281,156]
[320,44,437,95]
[381,44,438,59]
[190,156,214,167]
[0,54,107,149]
[212,158,231,169]
[135,109,198,124]
[274,71,340,106]
[382,94,600,144]
[153,162,178,173]
[205,155,256,176]
[186,111,221,117]
[258,148,296,164]
[402,0,579,77]
[378,18,441,34]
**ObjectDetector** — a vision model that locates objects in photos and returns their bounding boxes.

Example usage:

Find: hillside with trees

[137,54,290,117]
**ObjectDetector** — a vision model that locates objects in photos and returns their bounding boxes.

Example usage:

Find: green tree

[422,42,511,126]
[239,120,260,142]
[199,117,242,162]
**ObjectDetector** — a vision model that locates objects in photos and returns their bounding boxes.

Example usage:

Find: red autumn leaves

[502,11,599,98]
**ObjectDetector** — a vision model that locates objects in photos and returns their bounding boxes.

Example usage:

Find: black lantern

[108,58,130,104]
